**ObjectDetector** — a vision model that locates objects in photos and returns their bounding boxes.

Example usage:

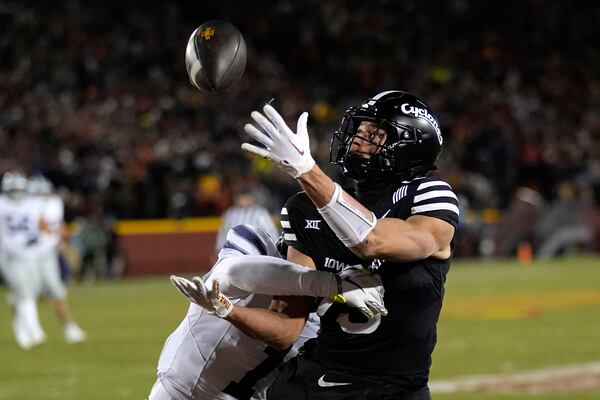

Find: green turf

[0,256,599,399]
[430,256,600,399]
[0,278,185,400]
[433,257,600,377]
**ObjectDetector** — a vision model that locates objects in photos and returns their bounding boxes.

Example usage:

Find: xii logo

[305,219,321,230]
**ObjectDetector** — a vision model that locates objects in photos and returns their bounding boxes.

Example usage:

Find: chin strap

[317,183,377,248]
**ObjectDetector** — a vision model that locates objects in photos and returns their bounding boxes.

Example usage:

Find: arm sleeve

[211,254,336,299]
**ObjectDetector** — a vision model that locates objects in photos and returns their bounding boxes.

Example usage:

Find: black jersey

[280,176,459,390]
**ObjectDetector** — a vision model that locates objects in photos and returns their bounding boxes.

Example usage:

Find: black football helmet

[330,90,443,182]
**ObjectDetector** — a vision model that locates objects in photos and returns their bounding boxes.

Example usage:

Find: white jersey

[30,194,64,254]
[0,195,43,259]
[215,205,279,254]
[156,225,319,400]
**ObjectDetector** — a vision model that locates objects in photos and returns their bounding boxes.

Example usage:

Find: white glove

[242,104,315,178]
[170,275,233,318]
[170,275,212,310]
[319,266,388,319]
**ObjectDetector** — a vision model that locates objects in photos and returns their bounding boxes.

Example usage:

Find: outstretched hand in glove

[242,104,315,179]
[170,275,233,318]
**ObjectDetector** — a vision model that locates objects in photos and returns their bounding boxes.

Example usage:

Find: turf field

[1,256,599,399]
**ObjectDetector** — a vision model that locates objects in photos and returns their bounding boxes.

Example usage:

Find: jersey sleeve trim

[410,179,459,227]
[416,180,451,190]
[231,225,268,255]
[411,203,459,215]
[413,189,457,204]
[280,204,309,255]
[223,240,249,255]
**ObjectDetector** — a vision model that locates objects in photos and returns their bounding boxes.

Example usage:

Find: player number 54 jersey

[0,195,42,257]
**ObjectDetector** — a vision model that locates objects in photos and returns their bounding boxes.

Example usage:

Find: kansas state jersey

[281,177,459,389]
[27,194,64,254]
[0,195,42,258]
[156,225,319,400]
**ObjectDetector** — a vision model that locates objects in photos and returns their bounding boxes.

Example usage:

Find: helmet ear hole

[330,91,442,182]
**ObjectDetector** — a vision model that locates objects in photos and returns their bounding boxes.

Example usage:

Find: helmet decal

[400,103,443,144]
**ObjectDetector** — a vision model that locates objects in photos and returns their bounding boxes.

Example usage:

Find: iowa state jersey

[281,176,459,389]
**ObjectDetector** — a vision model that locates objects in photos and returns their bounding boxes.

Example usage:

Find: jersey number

[5,215,31,233]
[222,346,290,400]
[337,313,382,334]
[322,301,383,335]
[4,215,38,246]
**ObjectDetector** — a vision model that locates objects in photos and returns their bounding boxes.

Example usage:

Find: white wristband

[317,184,377,247]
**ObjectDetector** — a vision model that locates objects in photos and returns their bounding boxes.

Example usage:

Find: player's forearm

[222,256,336,297]
[225,306,305,350]
[296,166,336,208]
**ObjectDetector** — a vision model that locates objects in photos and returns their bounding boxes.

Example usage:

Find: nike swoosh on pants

[317,375,352,387]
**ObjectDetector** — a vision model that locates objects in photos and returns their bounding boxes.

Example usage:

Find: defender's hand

[170,275,215,313]
[209,280,233,318]
[322,266,388,319]
[242,104,315,178]
[170,276,233,318]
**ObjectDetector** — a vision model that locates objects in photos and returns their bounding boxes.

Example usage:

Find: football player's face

[350,121,387,159]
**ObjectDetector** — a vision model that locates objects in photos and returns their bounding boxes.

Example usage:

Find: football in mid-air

[185,20,247,93]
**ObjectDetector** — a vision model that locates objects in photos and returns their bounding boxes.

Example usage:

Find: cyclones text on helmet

[330,90,443,182]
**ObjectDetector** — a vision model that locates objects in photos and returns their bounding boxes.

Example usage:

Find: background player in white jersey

[148,224,387,400]
[0,171,46,349]
[214,188,279,258]
[27,175,86,343]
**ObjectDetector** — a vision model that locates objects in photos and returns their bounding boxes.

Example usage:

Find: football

[185,20,247,93]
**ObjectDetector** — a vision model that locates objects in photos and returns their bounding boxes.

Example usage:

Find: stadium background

[0,0,599,399]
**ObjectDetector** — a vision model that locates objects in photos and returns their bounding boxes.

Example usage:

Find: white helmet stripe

[362,90,399,107]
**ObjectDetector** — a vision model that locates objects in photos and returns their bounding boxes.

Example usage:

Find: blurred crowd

[0,0,599,259]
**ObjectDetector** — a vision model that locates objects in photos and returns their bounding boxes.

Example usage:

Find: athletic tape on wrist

[213,294,232,318]
[318,184,376,248]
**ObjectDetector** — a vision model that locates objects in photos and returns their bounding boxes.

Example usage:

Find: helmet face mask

[330,91,443,183]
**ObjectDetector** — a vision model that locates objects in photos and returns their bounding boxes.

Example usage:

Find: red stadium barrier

[115,218,220,277]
